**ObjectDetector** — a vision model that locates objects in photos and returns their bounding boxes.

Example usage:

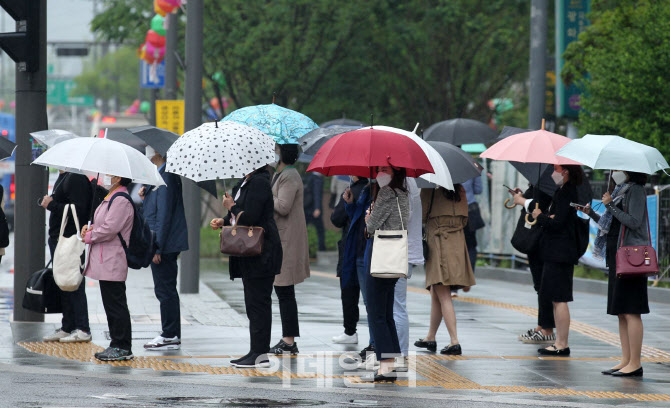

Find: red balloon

[146,30,165,48]
[156,0,176,14]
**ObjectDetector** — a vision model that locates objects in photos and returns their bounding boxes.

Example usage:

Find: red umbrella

[307,128,434,178]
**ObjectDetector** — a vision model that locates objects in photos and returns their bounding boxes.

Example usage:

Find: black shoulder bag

[422,189,435,261]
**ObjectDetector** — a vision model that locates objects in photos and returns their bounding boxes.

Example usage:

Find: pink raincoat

[83,187,134,282]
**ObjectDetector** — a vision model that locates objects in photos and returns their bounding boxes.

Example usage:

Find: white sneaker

[144,335,181,350]
[332,332,358,344]
[60,329,92,343]
[356,353,380,370]
[43,329,70,342]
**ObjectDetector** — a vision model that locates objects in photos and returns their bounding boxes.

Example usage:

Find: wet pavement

[1,253,669,407]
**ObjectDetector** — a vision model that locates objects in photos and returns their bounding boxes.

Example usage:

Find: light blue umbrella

[555,134,669,174]
[221,103,318,145]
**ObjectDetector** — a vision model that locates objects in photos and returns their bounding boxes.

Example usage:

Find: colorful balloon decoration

[140,101,151,114]
[150,14,166,36]
[146,30,166,48]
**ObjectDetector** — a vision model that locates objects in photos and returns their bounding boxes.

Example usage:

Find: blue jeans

[356,256,374,346]
[393,264,414,356]
[151,252,181,338]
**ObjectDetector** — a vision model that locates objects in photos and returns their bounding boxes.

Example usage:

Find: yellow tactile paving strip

[17,342,670,402]
[311,270,670,359]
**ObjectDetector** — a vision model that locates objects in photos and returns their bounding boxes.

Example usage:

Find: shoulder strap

[107,192,134,250]
[393,189,405,231]
[58,204,70,237]
[619,202,652,248]
[427,189,435,217]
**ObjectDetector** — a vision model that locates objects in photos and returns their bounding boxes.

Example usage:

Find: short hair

[279,144,299,165]
[627,171,648,186]
[119,177,132,187]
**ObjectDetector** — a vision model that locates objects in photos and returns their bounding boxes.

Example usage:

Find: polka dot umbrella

[166,122,275,183]
[221,103,318,144]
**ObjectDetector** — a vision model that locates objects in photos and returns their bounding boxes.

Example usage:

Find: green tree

[561,0,670,157]
[72,46,140,109]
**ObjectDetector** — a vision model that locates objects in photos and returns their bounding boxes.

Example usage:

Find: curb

[476,266,670,305]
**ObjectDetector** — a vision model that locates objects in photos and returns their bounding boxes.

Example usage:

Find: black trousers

[274,285,300,337]
[528,252,555,329]
[48,237,90,333]
[243,276,274,354]
[151,252,181,338]
[464,227,478,273]
[367,276,400,360]
[305,212,326,251]
[340,277,360,336]
[99,280,132,351]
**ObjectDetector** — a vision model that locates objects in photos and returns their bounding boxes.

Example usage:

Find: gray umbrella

[415,141,483,187]
[424,118,497,145]
[0,134,16,160]
[104,128,146,152]
[320,118,368,128]
[298,126,354,155]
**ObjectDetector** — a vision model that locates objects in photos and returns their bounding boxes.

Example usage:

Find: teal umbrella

[221,103,318,144]
[556,134,669,174]
[461,143,487,154]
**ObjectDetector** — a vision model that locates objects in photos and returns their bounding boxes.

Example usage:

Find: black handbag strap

[46,259,53,268]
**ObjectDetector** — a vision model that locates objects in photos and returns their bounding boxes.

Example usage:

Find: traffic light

[0,0,42,72]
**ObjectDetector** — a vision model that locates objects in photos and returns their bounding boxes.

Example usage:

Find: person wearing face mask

[139,146,188,351]
[582,170,650,377]
[81,175,135,361]
[269,144,310,355]
[520,164,583,356]
[360,166,409,382]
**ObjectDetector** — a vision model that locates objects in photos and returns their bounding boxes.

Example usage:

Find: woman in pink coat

[81,175,134,361]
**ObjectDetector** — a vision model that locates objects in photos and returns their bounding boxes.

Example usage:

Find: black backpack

[0,184,8,248]
[107,192,156,269]
[574,213,590,260]
[22,261,62,314]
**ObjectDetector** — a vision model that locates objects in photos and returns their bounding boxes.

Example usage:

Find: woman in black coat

[530,164,583,356]
[210,166,282,368]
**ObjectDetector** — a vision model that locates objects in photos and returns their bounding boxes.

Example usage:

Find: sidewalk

[4,258,670,407]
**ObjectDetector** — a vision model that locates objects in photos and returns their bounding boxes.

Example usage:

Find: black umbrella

[110,126,218,198]
[424,118,497,145]
[319,118,368,128]
[415,141,483,186]
[298,126,356,155]
[0,135,16,160]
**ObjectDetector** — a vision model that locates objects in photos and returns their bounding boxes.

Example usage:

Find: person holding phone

[210,164,283,368]
[582,170,650,377]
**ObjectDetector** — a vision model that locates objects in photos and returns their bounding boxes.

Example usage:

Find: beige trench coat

[272,167,310,286]
[421,187,475,289]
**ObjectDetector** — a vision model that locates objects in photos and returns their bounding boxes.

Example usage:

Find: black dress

[605,203,650,315]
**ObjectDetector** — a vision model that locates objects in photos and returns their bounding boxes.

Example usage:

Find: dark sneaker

[230,351,252,365]
[94,347,134,361]
[232,353,270,368]
[414,338,437,352]
[440,344,462,355]
[269,340,299,355]
[358,344,375,360]
[144,335,181,350]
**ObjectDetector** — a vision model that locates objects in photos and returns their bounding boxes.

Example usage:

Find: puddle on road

[157,398,327,406]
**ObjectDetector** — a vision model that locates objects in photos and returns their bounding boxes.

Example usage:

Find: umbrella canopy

[360,126,454,190]
[32,137,165,186]
[424,118,497,145]
[415,141,483,186]
[495,126,553,189]
[0,133,15,161]
[299,126,354,155]
[127,125,179,157]
[481,129,582,165]
[166,122,275,182]
[221,103,318,144]
[320,118,368,128]
[30,129,79,148]
[307,128,434,179]
[460,143,487,154]
[556,134,670,174]
[104,128,147,153]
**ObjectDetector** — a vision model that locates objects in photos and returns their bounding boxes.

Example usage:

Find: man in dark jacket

[302,172,326,251]
[140,146,189,351]
[41,171,93,343]
[330,177,369,344]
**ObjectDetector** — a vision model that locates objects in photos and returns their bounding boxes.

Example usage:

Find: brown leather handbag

[615,208,658,278]
[219,212,265,257]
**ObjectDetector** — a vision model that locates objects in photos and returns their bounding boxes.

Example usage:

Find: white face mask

[145,146,156,160]
[376,172,392,187]
[612,171,627,185]
[270,153,280,168]
[551,170,564,187]
[102,175,114,189]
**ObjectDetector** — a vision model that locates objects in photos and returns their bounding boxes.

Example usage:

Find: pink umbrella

[480,126,581,165]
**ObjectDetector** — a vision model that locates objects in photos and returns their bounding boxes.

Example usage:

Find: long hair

[563,165,584,186]
[371,167,407,202]
[440,184,463,202]
[627,171,648,186]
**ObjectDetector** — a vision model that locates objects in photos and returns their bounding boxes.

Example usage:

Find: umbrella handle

[504,198,517,209]
[525,202,539,226]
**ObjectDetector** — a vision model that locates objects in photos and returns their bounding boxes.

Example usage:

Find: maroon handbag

[219,212,265,257]
[615,207,658,278]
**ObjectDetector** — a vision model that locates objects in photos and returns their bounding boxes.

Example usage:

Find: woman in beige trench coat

[414,185,475,356]
[269,143,310,355]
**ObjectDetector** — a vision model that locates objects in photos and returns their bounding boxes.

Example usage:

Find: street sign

[140,60,165,89]
[156,100,185,135]
[46,78,95,106]
[556,0,590,118]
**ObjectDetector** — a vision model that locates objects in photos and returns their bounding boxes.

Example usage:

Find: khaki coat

[421,187,475,289]
[271,167,310,286]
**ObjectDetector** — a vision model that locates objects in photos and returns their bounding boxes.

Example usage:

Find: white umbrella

[166,121,275,182]
[30,129,81,148]
[555,134,669,174]
[32,137,165,186]
[359,125,454,190]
